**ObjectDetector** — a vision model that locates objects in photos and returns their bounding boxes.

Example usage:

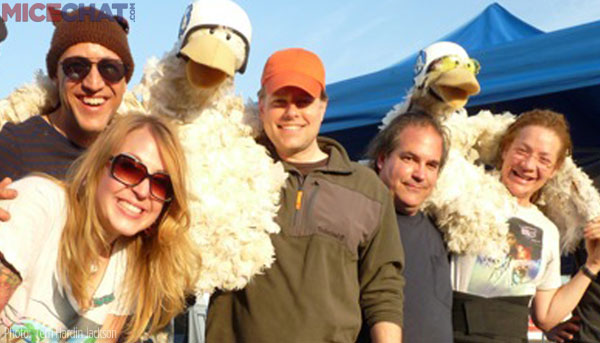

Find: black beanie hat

[46,7,134,82]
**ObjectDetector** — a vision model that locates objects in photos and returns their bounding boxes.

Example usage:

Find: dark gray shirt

[398,211,452,343]
[0,116,84,181]
[573,243,600,342]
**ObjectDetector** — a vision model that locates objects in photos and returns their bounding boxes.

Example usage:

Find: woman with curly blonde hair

[0,113,200,342]
[452,109,600,343]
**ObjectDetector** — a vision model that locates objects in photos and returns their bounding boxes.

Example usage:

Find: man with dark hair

[0,7,133,221]
[206,48,405,343]
[367,111,453,343]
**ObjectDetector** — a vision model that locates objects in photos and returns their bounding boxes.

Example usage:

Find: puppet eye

[471,59,481,74]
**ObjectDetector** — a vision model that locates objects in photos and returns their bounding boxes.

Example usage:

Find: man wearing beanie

[206,48,405,343]
[0,7,133,221]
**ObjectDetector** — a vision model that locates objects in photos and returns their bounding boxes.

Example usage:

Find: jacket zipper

[292,174,305,227]
[304,180,320,223]
[293,176,321,230]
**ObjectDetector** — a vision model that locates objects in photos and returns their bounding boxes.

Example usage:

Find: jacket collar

[313,136,354,174]
[261,135,354,175]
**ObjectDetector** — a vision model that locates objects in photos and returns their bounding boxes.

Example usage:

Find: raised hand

[584,217,600,274]
[0,177,17,222]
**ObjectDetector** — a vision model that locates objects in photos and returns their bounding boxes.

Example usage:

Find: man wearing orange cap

[206,48,405,343]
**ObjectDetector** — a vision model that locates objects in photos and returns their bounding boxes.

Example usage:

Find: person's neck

[517,197,533,207]
[397,207,420,216]
[279,143,328,164]
[46,109,97,148]
[99,240,115,258]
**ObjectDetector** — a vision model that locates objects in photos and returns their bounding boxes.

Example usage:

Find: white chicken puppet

[381,42,600,258]
[134,0,287,295]
[0,0,287,295]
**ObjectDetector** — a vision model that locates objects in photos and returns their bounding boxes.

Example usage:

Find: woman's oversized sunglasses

[61,56,127,84]
[109,153,173,202]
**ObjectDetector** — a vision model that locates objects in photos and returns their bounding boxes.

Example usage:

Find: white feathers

[0,71,143,128]
[0,71,57,127]
[538,158,600,252]
[135,52,287,294]
[1,52,286,294]
[423,109,518,258]
[383,87,600,256]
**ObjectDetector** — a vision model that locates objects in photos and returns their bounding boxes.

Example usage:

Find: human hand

[584,217,600,274]
[545,316,581,343]
[0,177,17,222]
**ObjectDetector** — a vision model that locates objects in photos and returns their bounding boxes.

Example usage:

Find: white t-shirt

[0,176,130,342]
[451,204,562,298]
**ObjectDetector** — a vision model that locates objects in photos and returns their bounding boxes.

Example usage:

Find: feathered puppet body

[382,42,600,257]
[134,47,286,294]
[0,0,287,296]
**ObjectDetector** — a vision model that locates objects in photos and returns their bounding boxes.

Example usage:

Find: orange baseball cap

[261,48,325,98]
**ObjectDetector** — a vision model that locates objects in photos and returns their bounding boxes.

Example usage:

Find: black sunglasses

[61,56,127,84]
[109,153,173,202]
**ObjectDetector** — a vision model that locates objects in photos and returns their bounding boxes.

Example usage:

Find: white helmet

[177,0,252,74]
[413,41,470,88]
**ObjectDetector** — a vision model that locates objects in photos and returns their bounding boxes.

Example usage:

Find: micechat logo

[1,2,136,23]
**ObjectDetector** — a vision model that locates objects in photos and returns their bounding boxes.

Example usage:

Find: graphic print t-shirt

[451,204,562,298]
[0,176,131,342]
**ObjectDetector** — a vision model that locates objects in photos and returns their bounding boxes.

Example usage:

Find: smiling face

[259,86,327,162]
[55,42,127,146]
[96,126,167,243]
[377,125,443,215]
[500,125,562,206]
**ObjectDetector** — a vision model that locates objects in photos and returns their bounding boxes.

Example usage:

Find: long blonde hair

[57,113,200,341]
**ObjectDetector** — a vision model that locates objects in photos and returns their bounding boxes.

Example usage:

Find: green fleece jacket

[206,137,405,343]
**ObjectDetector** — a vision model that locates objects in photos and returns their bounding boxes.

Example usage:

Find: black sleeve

[0,123,25,180]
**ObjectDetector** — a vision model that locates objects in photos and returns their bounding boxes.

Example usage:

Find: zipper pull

[295,173,305,210]
[296,190,303,210]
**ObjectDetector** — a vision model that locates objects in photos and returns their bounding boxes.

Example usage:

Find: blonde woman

[0,114,200,342]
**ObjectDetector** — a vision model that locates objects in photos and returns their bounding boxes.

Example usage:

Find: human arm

[360,189,404,339]
[0,122,24,197]
[532,218,600,331]
[0,177,17,221]
[370,321,402,343]
[0,253,22,311]
[0,120,23,221]
[0,176,62,312]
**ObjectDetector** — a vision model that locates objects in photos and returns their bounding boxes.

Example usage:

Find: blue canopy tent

[323,3,600,178]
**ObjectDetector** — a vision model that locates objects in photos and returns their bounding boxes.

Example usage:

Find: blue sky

[1,0,599,100]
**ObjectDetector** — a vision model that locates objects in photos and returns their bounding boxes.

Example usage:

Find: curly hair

[498,109,572,169]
